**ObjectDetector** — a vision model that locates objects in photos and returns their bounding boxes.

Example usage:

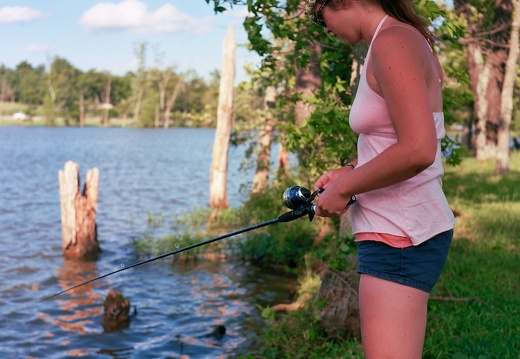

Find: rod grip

[277,206,310,223]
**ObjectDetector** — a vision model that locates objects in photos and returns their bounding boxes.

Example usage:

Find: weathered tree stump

[313,269,360,339]
[102,289,131,332]
[58,161,100,260]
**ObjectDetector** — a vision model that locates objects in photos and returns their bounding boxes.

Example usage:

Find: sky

[0,0,259,83]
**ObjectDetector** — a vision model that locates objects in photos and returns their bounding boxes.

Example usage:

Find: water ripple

[0,126,295,358]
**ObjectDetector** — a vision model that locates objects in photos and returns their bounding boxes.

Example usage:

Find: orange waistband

[355,232,413,249]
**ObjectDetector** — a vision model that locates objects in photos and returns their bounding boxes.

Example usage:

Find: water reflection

[38,259,102,335]
[0,127,297,358]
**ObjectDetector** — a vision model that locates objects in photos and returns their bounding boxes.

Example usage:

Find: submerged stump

[58,161,100,260]
[102,289,131,332]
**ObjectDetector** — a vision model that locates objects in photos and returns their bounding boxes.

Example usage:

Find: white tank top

[349,15,455,245]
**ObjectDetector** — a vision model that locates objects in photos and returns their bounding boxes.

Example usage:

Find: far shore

[0,115,138,128]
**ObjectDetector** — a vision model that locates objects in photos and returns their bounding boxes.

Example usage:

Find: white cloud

[23,43,55,53]
[0,6,47,24]
[79,0,213,34]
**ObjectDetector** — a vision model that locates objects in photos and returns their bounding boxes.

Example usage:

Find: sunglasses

[310,0,329,28]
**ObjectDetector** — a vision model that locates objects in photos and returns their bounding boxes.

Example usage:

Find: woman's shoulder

[369,21,432,70]
[371,21,429,55]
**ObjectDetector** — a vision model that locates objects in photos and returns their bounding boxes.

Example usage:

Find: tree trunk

[349,42,368,95]
[46,78,57,126]
[58,161,100,260]
[133,43,147,124]
[313,269,360,339]
[157,71,170,128]
[103,74,112,128]
[496,0,520,175]
[102,289,131,332]
[277,143,289,177]
[466,43,495,160]
[164,75,184,129]
[79,91,85,128]
[209,25,236,209]
[154,103,160,128]
[251,86,276,195]
[458,0,516,162]
[133,88,143,124]
[0,78,5,123]
[294,40,321,126]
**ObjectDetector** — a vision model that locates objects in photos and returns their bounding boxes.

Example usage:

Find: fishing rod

[39,186,355,303]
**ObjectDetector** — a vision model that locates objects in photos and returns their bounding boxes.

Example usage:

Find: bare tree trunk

[209,26,236,210]
[58,161,100,260]
[133,43,147,124]
[133,89,143,124]
[79,91,85,128]
[103,74,112,128]
[47,75,57,126]
[349,42,368,94]
[251,86,276,195]
[496,0,520,175]
[154,103,160,128]
[466,43,495,160]
[277,143,289,177]
[294,40,321,126]
[156,69,171,128]
[164,75,184,129]
[457,0,515,162]
[293,1,322,126]
[0,78,6,124]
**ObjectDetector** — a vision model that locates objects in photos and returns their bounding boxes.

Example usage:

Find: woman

[306,0,456,357]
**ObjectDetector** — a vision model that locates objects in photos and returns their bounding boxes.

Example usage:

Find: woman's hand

[313,166,349,192]
[313,165,355,217]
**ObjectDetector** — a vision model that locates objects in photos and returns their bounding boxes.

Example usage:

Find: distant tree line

[0,42,264,129]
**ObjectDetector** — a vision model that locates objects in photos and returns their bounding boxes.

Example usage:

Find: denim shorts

[356,229,453,293]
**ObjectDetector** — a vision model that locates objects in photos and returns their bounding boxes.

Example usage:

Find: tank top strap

[372,14,389,44]
[365,14,389,62]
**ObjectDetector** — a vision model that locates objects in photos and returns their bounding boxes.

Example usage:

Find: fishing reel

[281,185,356,222]
[281,186,322,222]
[282,186,317,210]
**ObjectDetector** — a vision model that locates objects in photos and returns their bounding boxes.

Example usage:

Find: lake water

[0,126,296,358]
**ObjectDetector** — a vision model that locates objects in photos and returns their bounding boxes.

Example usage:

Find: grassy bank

[0,102,135,127]
[130,153,519,358]
[424,152,520,358]
[243,153,520,359]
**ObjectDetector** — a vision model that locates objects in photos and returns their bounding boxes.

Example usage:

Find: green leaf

[339,243,350,252]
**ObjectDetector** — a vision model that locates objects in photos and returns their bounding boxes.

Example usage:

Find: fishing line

[39,187,355,303]
[49,204,286,299]
[141,203,286,263]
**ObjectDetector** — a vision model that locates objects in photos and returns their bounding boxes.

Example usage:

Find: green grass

[0,101,30,114]
[0,102,137,127]
[424,153,520,358]
[242,153,520,359]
